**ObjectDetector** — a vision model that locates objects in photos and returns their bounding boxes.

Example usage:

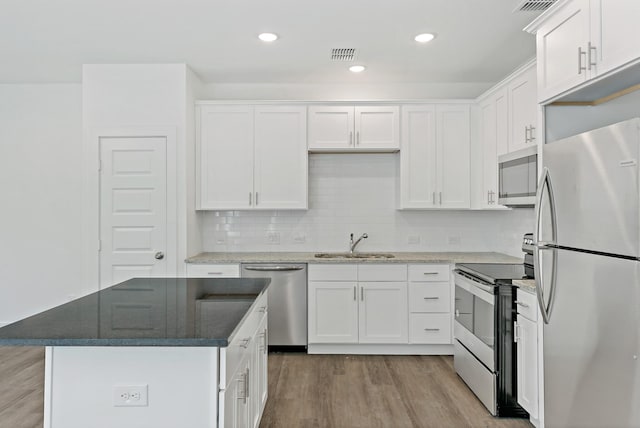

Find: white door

[308,282,358,343]
[354,106,399,150]
[308,106,354,150]
[436,105,470,209]
[516,314,539,418]
[253,106,308,209]
[591,0,640,76]
[536,0,590,102]
[508,66,537,153]
[358,282,408,344]
[198,105,254,209]
[99,137,167,288]
[399,105,437,208]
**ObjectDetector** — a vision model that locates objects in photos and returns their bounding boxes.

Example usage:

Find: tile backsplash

[201,154,534,257]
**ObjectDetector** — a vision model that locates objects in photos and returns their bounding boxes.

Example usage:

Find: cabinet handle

[424,328,440,332]
[439,192,442,204]
[238,371,248,403]
[353,286,356,301]
[356,131,360,145]
[240,337,251,348]
[515,300,530,308]
[529,125,536,142]
[263,328,268,354]
[423,272,439,275]
[578,47,587,74]
[487,190,491,204]
[245,368,250,404]
[361,287,364,301]
[423,297,439,300]
[259,305,267,313]
[350,131,353,146]
[514,322,520,343]
[525,125,530,143]
[207,272,223,275]
[588,42,597,70]
[256,192,259,206]
[249,192,252,206]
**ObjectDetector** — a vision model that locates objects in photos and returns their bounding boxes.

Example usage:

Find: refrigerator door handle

[534,167,559,324]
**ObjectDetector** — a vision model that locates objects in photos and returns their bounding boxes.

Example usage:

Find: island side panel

[44,346,219,428]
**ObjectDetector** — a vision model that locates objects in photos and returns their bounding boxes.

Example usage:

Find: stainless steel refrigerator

[535,118,640,427]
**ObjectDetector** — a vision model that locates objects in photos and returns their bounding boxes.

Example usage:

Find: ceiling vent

[331,48,358,61]
[514,0,557,12]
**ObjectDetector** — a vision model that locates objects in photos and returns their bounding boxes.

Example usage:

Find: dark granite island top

[0,277,270,347]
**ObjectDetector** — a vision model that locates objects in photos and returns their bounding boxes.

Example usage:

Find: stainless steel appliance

[241,263,307,350]
[522,233,535,279]
[453,263,529,418]
[498,145,538,207]
[535,118,640,427]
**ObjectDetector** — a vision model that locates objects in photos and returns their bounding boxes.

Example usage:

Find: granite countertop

[513,279,536,294]
[186,251,523,265]
[0,277,270,347]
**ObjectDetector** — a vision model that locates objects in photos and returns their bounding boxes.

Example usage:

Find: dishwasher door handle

[243,266,305,272]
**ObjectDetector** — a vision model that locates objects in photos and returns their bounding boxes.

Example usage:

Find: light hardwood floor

[0,348,532,428]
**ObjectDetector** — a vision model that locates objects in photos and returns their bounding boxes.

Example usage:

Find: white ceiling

[0,0,540,84]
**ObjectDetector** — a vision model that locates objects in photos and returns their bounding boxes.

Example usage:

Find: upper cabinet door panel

[254,106,308,209]
[198,106,254,210]
[436,105,470,209]
[508,66,537,153]
[592,0,640,76]
[400,105,437,208]
[479,99,497,209]
[354,106,400,150]
[536,0,590,102]
[308,106,354,150]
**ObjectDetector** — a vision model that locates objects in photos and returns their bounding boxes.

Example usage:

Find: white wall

[202,154,534,257]
[0,84,83,325]
[201,82,494,101]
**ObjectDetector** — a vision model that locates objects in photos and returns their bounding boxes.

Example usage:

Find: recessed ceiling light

[258,33,278,42]
[349,65,366,73]
[414,33,435,43]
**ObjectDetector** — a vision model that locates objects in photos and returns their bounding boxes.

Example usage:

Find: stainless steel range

[453,263,530,418]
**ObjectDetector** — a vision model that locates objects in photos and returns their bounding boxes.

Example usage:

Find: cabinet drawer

[358,264,407,282]
[409,283,450,313]
[408,264,451,282]
[516,289,538,322]
[409,314,452,344]
[221,292,268,388]
[308,264,357,281]
[186,263,240,278]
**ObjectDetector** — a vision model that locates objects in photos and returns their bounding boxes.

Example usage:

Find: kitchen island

[0,277,270,428]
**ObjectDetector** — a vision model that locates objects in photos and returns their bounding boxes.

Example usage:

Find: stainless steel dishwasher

[241,263,307,351]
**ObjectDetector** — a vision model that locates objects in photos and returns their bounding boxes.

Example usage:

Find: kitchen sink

[314,252,395,259]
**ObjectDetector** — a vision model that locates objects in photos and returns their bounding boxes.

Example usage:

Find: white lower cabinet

[308,263,453,350]
[186,263,240,278]
[515,289,539,420]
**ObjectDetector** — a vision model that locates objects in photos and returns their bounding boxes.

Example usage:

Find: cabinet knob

[154,252,164,260]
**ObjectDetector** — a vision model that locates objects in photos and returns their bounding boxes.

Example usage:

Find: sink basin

[314,252,395,259]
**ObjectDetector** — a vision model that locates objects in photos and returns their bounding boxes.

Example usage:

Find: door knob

[154,251,165,260]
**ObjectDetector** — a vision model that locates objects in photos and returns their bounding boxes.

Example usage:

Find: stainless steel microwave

[498,146,537,207]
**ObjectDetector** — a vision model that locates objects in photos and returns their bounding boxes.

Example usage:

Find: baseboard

[307,343,454,355]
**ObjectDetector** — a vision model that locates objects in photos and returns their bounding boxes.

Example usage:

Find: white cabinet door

[198,106,254,210]
[308,282,359,343]
[591,0,640,76]
[354,106,400,150]
[536,0,590,102]
[479,98,497,209]
[250,316,267,428]
[516,314,539,419]
[221,362,249,428]
[495,89,509,157]
[308,106,354,150]
[254,106,308,209]
[257,319,268,416]
[508,66,538,153]
[400,105,437,208]
[358,282,408,344]
[436,105,470,209]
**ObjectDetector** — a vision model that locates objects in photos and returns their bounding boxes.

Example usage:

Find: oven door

[453,271,496,371]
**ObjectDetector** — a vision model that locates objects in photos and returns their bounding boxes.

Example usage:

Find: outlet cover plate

[113,385,148,407]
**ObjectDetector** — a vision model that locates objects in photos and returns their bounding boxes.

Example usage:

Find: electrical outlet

[266,231,280,245]
[113,385,148,407]
[407,236,420,245]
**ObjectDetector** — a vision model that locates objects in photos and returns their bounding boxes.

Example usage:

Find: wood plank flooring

[0,348,532,428]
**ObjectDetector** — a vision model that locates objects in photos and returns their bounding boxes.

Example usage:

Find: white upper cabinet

[531,0,640,102]
[197,104,308,210]
[308,105,399,152]
[254,106,308,209]
[508,65,537,153]
[478,96,498,209]
[400,104,470,209]
[198,105,254,210]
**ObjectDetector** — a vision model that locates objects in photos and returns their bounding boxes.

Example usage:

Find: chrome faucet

[349,233,368,254]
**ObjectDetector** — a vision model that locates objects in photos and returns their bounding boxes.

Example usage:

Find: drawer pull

[240,337,251,348]
[423,272,439,275]
[515,301,530,308]
[259,306,267,313]
[207,272,223,275]
[423,297,439,300]
[424,328,441,332]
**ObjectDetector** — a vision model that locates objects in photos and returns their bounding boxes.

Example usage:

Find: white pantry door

[99,137,167,288]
